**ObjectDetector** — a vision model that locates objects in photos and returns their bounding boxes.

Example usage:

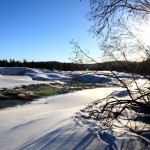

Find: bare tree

[87,0,150,37]
[71,0,150,135]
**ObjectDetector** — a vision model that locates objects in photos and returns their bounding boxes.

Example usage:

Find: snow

[0,67,149,150]
[0,75,52,89]
[24,73,52,81]
[0,88,149,150]
[72,71,141,84]
[0,67,42,75]
[0,67,140,85]
[0,67,71,83]
[0,77,65,90]
[0,88,116,149]
[76,74,112,83]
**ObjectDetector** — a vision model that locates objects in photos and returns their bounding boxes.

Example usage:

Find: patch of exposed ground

[0,81,119,109]
[0,84,62,109]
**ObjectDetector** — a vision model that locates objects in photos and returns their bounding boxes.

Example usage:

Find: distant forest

[0,59,149,74]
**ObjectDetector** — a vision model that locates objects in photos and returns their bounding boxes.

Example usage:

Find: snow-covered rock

[0,67,42,75]
[25,73,51,81]
[46,73,71,81]
[77,74,112,83]
[0,67,71,82]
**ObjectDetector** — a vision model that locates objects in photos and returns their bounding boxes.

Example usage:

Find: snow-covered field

[0,67,149,150]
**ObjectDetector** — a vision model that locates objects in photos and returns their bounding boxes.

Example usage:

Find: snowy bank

[0,88,149,150]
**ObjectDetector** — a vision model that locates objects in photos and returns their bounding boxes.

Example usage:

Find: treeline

[0,59,86,71]
[0,59,149,73]
[99,59,150,74]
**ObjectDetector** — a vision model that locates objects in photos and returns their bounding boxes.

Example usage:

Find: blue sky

[0,0,99,62]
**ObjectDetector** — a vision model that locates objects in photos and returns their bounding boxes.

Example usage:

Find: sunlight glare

[127,18,150,61]
[141,19,150,46]
[132,18,150,47]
